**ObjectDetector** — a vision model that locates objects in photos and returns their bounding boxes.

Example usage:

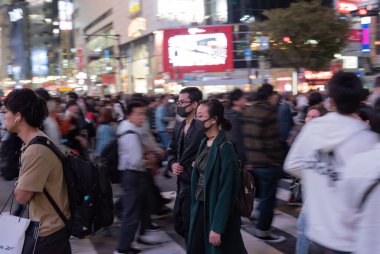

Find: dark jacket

[225,109,247,164]
[243,100,284,168]
[278,102,295,142]
[167,119,205,191]
[188,131,247,254]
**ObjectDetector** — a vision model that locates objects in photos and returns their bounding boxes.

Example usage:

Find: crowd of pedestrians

[1,71,380,254]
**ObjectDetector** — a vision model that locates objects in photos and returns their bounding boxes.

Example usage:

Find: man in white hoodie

[341,106,380,254]
[284,72,379,253]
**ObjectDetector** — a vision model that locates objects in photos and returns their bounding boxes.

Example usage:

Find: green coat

[187,131,247,254]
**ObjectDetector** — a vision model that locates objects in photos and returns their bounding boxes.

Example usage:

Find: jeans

[158,131,171,149]
[117,170,151,251]
[296,208,309,254]
[251,167,282,231]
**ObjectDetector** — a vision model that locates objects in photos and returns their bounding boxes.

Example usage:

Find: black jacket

[225,109,247,164]
[167,119,205,189]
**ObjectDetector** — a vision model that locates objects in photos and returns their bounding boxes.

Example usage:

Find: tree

[253,0,350,71]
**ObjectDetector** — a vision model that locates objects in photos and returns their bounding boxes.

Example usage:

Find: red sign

[348,29,362,42]
[337,0,358,14]
[101,74,115,84]
[304,71,333,80]
[163,26,234,75]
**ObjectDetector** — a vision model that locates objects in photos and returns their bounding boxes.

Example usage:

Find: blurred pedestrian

[243,84,286,243]
[225,89,247,163]
[95,107,115,157]
[187,99,247,254]
[341,101,380,254]
[155,95,173,149]
[285,72,379,253]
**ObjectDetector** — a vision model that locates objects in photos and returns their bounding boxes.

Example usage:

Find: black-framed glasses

[177,100,192,107]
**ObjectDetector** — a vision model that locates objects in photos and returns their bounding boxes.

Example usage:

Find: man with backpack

[7,89,71,254]
[115,101,157,254]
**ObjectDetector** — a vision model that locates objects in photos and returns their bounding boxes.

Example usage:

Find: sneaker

[113,247,142,254]
[254,233,286,243]
[137,234,162,246]
[146,223,161,232]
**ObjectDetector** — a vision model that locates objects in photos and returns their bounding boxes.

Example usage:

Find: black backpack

[100,130,137,183]
[219,142,255,218]
[0,133,23,181]
[27,136,114,238]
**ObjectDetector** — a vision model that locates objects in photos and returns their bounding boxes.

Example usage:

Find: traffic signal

[350,7,379,17]
[358,8,368,16]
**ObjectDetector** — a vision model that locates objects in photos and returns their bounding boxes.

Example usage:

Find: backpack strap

[26,136,70,228]
[43,189,70,228]
[359,177,380,210]
[116,130,137,139]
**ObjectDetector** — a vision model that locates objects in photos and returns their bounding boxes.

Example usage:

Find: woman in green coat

[187,99,247,254]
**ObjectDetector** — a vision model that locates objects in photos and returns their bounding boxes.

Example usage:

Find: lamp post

[84,33,123,92]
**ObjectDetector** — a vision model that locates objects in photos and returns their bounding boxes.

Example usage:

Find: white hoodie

[342,144,380,254]
[284,112,379,252]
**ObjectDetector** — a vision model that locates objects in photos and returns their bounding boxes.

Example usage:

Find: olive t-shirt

[16,134,70,237]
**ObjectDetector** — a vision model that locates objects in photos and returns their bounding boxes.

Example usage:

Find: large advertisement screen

[163,26,233,73]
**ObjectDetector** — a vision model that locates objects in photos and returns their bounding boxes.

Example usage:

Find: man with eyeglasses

[167,87,204,241]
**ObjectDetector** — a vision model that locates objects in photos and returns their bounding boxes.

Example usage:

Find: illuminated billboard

[163,26,233,73]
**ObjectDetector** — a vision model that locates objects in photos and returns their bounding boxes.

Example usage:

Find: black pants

[117,170,151,251]
[189,202,205,254]
[35,227,71,254]
[173,182,191,240]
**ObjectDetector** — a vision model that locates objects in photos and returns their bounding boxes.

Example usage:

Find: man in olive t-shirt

[5,88,71,254]
[17,133,71,236]
[16,133,71,253]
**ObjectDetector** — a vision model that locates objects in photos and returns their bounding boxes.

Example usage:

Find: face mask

[194,118,213,132]
[176,105,191,117]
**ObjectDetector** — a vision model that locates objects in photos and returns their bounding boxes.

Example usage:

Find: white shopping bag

[0,213,31,254]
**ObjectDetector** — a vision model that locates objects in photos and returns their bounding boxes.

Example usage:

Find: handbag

[0,191,40,254]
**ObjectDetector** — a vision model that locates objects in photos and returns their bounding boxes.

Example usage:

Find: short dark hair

[256,84,274,101]
[35,88,51,101]
[125,101,145,116]
[67,91,78,101]
[308,92,323,107]
[229,89,244,102]
[180,87,203,102]
[328,72,363,114]
[4,88,48,128]
[199,99,232,131]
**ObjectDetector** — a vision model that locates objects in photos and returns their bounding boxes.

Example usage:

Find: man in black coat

[167,87,204,241]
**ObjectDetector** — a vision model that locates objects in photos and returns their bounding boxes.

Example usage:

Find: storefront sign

[304,71,333,80]
[163,26,233,73]
[337,0,358,14]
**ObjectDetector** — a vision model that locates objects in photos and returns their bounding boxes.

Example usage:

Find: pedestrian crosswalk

[70,180,300,254]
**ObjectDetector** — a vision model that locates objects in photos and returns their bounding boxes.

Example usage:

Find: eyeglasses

[176,100,192,107]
